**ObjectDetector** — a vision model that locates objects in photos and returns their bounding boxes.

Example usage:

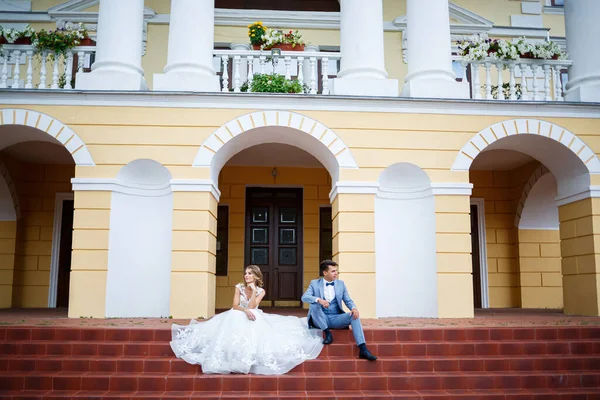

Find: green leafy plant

[245,73,304,94]
[247,21,267,46]
[488,82,523,100]
[32,23,88,56]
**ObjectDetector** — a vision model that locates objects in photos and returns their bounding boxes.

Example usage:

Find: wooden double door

[245,188,303,305]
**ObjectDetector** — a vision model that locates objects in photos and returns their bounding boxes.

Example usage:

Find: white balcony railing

[0,44,95,90]
[455,57,573,101]
[213,49,341,95]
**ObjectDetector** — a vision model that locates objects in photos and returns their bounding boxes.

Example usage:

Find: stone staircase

[0,325,599,399]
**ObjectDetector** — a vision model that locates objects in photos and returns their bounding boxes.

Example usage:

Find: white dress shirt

[323,279,335,303]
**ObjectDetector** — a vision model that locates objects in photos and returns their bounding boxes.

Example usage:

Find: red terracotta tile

[420,329,444,341]
[444,330,467,341]
[278,374,307,391]
[138,374,167,391]
[490,329,513,340]
[72,343,98,356]
[0,328,5,340]
[499,343,523,356]
[8,358,36,371]
[103,329,130,341]
[475,343,499,356]
[386,375,413,391]
[536,329,559,340]
[109,374,139,392]
[534,357,559,371]
[36,358,62,372]
[249,375,279,392]
[171,359,198,374]
[434,359,460,372]
[427,344,452,356]
[459,359,484,372]
[372,329,397,342]
[143,359,169,373]
[523,342,547,355]
[332,329,351,342]
[97,343,124,356]
[360,374,388,391]
[90,359,117,373]
[0,358,7,372]
[547,342,570,355]
[468,375,494,390]
[381,359,407,373]
[451,343,475,356]
[81,329,106,341]
[441,375,468,390]
[190,391,222,399]
[0,343,17,356]
[357,358,382,373]
[585,357,600,370]
[0,375,25,390]
[513,328,536,340]
[327,344,353,358]
[402,344,427,357]
[54,328,82,341]
[408,359,433,372]
[148,343,172,357]
[31,328,56,340]
[332,374,360,391]
[579,373,600,388]
[558,328,581,340]
[304,375,333,391]
[19,342,46,355]
[330,359,356,373]
[361,390,393,398]
[493,374,521,390]
[82,375,110,391]
[396,330,420,342]
[53,373,82,391]
[304,360,330,373]
[511,358,535,371]
[46,343,73,356]
[154,329,172,342]
[193,375,222,392]
[124,343,150,357]
[289,363,304,373]
[7,328,31,341]
[129,329,155,342]
[558,357,584,370]
[466,329,490,341]
[24,375,53,391]
[166,375,195,392]
[521,374,549,389]
[571,342,595,355]
[485,359,511,372]
[579,328,600,340]
[413,374,443,390]
[118,359,145,373]
[62,358,90,372]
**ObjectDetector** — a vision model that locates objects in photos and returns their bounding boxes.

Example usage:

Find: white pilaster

[563,0,600,102]
[153,0,219,92]
[401,0,469,99]
[76,0,147,91]
[332,0,398,97]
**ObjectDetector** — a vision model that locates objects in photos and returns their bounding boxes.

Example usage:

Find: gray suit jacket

[301,278,357,313]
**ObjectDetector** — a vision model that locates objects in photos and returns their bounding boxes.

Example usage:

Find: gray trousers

[308,302,366,346]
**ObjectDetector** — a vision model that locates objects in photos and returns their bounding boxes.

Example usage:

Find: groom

[301,260,377,361]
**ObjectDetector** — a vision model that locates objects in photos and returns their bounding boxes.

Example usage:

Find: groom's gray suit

[301,278,366,346]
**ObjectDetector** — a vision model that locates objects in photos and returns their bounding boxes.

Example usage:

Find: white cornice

[3,91,600,119]
[329,181,474,201]
[430,182,473,196]
[171,179,221,201]
[555,186,600,207]
[543,6,564,15]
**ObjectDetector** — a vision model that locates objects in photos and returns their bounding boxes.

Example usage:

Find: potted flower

[0,24,35,45]
[71,22,95,46]
[32,27,80,56]
[532,40,566,60]
[242,73,304,93]
[513,37,535,58]
[248,21,267,50]
[262,29,305,51]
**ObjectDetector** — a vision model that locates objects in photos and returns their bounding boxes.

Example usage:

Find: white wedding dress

[170,284,324,375]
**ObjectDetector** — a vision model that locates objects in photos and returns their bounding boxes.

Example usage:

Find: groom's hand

[317,298,330,308]
[351,308,359,320]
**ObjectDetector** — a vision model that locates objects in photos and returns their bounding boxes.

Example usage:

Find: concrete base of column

[402,78,470,99]
[332,77,399,97]
[153,72,220,92]
[564,82,600,103]
[76,71,148,91]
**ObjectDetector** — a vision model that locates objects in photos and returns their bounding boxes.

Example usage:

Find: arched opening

[105,159,173,317]
[459,119,599,315]
[375,163,437,317]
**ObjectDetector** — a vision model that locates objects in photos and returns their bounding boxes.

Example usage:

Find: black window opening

[319,207,333,262]
[216,0,339,12]
[216,205,229,276]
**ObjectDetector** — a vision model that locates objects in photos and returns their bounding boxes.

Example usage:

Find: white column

[564,0,600,102]
[154,0,219,91]
[401,0,469,99]
[332,0,398,97]
[76,0,147,90]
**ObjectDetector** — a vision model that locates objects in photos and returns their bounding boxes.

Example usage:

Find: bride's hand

[248,282,256,292]
[245,309,256,321]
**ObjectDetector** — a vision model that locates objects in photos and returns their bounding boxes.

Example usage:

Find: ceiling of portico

[226,143,324,169]
[1,141,74,164]
[470,149,536,171]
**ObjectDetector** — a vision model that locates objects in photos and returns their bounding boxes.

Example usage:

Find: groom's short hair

[319,260,338,276]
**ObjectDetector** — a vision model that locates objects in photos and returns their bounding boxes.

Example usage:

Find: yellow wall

[0,154,74,308]
[0,221,16,308]
[470,162,540,308]
[518,229,563,308]
[216,165,331,309]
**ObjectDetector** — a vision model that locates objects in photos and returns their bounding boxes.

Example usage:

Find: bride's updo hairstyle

[245,265,264,288]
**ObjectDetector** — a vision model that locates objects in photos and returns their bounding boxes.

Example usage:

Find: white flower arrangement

[0,24,35,43]
[458,34,567,62]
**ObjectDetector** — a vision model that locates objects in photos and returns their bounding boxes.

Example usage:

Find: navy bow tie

[325,282,335,286]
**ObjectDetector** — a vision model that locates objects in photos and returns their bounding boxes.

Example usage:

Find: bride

[170,265,324,375]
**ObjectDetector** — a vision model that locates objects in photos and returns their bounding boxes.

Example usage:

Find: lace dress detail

[170,284,323,375]
[237,283,263,309]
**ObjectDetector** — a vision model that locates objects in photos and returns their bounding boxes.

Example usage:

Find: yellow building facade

[1,0,600,319]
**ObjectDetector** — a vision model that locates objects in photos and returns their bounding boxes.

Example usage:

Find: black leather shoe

[359,348,378,361]
[322,329,333,345]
